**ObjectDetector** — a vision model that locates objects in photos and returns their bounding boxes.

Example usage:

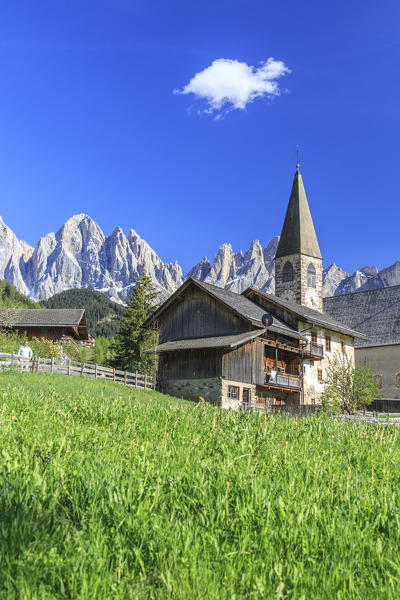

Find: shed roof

[243,288,366,339]
[0,308,86,327]
[144,278,302,341]
[323,285,400,348]
[146,329,265,353]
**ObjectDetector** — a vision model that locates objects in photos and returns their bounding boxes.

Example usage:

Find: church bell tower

[274,162,323,312]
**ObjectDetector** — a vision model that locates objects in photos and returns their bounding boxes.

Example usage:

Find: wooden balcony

[303,342,324,360]
[264,369,301,390]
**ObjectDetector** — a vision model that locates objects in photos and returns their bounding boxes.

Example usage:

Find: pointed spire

[275,168,322,260]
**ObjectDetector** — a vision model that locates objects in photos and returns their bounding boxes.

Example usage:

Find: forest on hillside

[42,288,123,338]
[0,280,39,309]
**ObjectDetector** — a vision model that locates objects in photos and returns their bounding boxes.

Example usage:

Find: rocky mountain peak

[0,214,397,304]
[244,240,263,262]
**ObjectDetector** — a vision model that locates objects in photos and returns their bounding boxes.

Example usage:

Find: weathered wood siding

[252,339,265,385]
[159,286,252,344]
[158,349,222,381]
[221,339,264,385]
[14,326,79,341]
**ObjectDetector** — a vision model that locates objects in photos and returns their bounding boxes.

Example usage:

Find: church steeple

[275,167,321,260]
[274,165,323,312]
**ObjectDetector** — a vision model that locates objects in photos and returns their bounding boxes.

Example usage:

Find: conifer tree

[111,265,158,374]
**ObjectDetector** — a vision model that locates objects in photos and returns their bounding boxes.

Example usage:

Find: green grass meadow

[1,371,400,599]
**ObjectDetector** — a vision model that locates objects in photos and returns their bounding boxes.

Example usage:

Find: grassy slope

[1,372,400,599]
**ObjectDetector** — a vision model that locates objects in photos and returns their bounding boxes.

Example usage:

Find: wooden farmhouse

[145,166,364,409]
[0,308,91,344]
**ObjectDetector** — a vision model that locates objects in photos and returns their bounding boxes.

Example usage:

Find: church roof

[323,285,400,348]
[275,168,322,260]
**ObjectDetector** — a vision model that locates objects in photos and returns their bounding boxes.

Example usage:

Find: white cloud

[174,57,290,118]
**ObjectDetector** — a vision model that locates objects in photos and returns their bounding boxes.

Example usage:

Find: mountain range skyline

[0,212,399,304]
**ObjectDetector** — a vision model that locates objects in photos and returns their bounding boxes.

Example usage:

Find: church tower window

[307,263,316,288]
[282,261,293,282]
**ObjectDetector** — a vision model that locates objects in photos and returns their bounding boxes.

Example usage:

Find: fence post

[81,362,84,376]
[113,368,116,382]
[51,357,54,373]
[135,371,138,388]
[144,374,148,389]
[95,364,98,379]
[11,353,14,369]
[124,371,127,386]
[67,358,71,376]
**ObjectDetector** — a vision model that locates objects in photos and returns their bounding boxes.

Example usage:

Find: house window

[282,261,293,283]
[40,327,48,336]
[325,335,331,352]
[317,369,323,383]
[307,263,316,288]
[375,374,383,390]
[242,388,250,403]
[311,331,318,344]
[228,385,239,399]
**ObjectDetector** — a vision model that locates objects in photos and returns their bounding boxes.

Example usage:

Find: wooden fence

[334,412,400,425]
[240,402,322,416]
[0,353,155,390]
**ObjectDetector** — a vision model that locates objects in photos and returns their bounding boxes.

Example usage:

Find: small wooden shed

[0,308,90,343]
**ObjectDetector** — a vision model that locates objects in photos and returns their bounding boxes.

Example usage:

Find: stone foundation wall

[159,377,222,405]
[159,377,259,410]
[221,379,257,410]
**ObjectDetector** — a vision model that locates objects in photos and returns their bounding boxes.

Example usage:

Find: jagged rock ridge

[187,237,278,294]
[0,214,182,302]
[0,213,398,302]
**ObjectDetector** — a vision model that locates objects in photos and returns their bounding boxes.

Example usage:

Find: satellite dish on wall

[262,314,273,327]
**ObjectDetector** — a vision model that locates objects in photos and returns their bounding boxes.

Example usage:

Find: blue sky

[0,0,399,275]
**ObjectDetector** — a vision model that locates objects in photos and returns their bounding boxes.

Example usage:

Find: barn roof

[243,288,366,339]
[0,308,86,327]
[144,278,302,341]
[323,285,400,348]
[146,329,265,353]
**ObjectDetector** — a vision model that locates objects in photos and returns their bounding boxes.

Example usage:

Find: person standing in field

[18,340,33,371]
